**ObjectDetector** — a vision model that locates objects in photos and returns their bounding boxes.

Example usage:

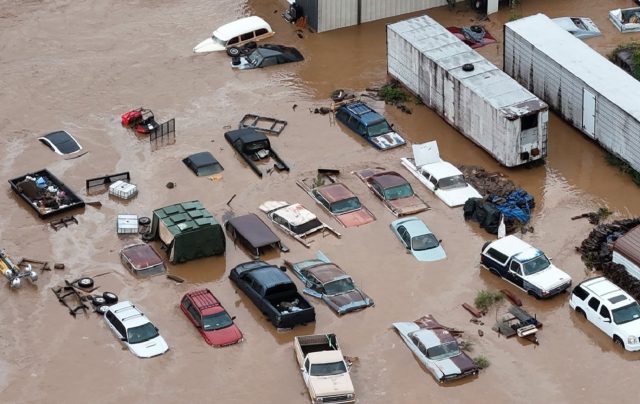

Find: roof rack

[191,289,221,310]
[345,102,372,116]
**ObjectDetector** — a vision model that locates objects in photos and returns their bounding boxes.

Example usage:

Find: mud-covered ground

[1,0,640,403]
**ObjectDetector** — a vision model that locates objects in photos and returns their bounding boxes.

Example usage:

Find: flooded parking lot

[1,0,640,402]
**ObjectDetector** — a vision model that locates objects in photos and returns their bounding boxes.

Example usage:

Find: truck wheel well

[613,335,624,348]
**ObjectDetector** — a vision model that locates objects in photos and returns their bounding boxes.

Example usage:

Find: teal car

[390,217,446,262]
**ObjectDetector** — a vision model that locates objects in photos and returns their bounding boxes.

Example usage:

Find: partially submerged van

[193,16,274,56]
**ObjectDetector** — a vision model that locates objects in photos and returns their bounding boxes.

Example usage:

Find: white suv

[570,277,640,351]
[104,301,169,358]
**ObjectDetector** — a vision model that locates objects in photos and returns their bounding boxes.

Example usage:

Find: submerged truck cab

[294,334,356,404]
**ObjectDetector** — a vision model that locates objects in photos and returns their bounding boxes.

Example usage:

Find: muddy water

[1,0,639,403]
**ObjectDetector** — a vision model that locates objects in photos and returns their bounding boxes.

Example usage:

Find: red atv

[121,108,160,134]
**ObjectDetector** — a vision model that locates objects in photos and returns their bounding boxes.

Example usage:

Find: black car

[231,44,304,70]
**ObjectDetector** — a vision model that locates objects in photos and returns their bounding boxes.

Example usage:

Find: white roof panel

[506,13,640,121]
[388,15,545,115]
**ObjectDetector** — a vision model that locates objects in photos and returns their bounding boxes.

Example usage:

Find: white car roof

[260,201,317,226]
[110,301,150,328]
[488,235,537,258]
[422,161,462,180]
[411,329,444,349]
[213,16,272,41]
[582,277,635,308]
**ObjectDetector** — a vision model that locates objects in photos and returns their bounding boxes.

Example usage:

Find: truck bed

[266,292,315,328]
[298,334,339,356]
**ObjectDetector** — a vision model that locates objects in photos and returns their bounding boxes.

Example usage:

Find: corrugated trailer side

[317,0,358,33]
[360,0,452,23]
[504,14,640,173]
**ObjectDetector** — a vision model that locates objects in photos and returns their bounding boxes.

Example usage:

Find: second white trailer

[387,15,549,167]
[504,13,640,174]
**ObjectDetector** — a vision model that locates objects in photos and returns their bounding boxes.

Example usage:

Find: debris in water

[166,182,176,189]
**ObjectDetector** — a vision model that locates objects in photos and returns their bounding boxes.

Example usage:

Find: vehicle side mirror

[603,317,611,323]
[155,327,159,332]
[120,337,127,341]
[390,123,395,128]
[439,239,443,244]
[231,316,237,321]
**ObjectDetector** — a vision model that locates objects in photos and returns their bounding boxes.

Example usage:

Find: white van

[193,16,274,55]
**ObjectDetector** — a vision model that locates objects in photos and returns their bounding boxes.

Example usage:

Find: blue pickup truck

[335,102,406,150]
[480,235,571,299]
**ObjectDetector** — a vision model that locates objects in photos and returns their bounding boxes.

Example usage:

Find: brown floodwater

[1,0,639,403]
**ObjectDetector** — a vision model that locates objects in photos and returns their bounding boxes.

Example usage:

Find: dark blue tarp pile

[463,188,535,234]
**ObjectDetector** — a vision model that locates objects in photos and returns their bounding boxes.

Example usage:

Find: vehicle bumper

[313,395,356,404]
[539,281,572,299]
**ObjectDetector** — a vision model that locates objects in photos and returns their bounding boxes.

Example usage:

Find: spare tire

[96,305,110,315]
[77,277,94,289]
[138,216,151,226]
[141,231,155,242]
[103,292,118,305]
[92,296,107,306]
[227,46,240,57]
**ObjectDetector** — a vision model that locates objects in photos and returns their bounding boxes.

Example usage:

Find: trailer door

[444,76,455,123]
[582,88,596,138]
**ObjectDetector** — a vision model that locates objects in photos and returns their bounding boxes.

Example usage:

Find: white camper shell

[193,16,274,54]
[609,8,640,33]
[504,14,640,174]
[613,225,640,281]
[387,15,549,167]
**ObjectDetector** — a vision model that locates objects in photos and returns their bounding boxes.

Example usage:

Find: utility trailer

[504,13,640,173]
[387,15,549,167]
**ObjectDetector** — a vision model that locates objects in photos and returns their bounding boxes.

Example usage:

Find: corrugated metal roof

[506,13,640,122]
[154,200,218,236]
[614,225,640,265]
[387,15,544,115]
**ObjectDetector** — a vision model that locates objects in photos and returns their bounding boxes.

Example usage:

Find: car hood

[203,324,243,347]
[616,319,640,335]
[128,335,169,358]
[310,373,354,396]
[388,195,428,216]
[193,37,225,53]
[324,290,374,314]
[370,132,406,150]
[525,265,571,289]
[435,186,482,207]
[434,353,478,379]
[335,208,375,228]
[412,245,447,262]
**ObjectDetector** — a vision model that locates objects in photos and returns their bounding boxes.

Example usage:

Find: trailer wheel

[103,292,118,305]
[97,305,110,315]
[92,296,107,306]
[77,277,94,289]
[227,46,240,57]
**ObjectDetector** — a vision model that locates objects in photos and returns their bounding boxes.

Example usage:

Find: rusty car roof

[121,243,164,269]
[370,171,408,188]
[317,183,356,204]
[306,262,348,284]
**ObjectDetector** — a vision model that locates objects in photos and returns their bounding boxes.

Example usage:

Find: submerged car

[401,141,482,207]
[552,17,601,39]
[297,178,375,228]
[335,101,406,150]
[480,235,572,299]
[286,251,374,315]
[393,315,479,383]
[354,168,428,217]
[231,44,303,70]
[103,301,169,358]
[225,213,289,259]
[390,217,446,262]
[120,243,166,278]
[259,200,341,248]
[182,152,224,176]
[38,130,82,155]
[180,288,243,347]
[193,16,274,55]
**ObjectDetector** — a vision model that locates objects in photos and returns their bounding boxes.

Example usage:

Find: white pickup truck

[294,334,356,404]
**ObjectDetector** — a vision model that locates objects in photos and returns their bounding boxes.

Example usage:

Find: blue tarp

[488,189,534,224]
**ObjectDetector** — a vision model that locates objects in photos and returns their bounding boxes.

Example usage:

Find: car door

[302,357,311,387]
[420,168,436,191]
[370,181,385,200]
[396,225,410,248]
[182,297,199,328]
[312,191,331,213]
[586,296,604,329]
[300,269,321,293]
[506,260,525,288]
[356,122,368,138]
[105,311,123,340]
[598,304,615,337]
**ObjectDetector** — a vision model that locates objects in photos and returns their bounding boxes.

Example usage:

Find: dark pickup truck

[224,128,289,178]
[229,261,315,329]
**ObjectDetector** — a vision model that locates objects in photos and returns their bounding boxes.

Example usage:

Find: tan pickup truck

[294,334,356,404]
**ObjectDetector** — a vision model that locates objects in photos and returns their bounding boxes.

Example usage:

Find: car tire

[575,307,586,318]
[96,305,110,315]
[92,295,107,306]
[227,47,240,57]
[103,292,118,305]
[77,277,94,289]
[614,336,625,349]
[138,216,151,226]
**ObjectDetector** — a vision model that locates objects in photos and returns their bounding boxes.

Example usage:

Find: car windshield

[331,197,361,214]
[323,277,355,295]
[383,184,413,200]
[521,254,551,276]
[127,322,159,344]
[367,120,392,137]
[612,302,640,325]
[437,175,467,190]
[411,233,440,251]
[426,341,461,360]
[202,311,234,331]
[309,361,347,376]
[248,51,264,66]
